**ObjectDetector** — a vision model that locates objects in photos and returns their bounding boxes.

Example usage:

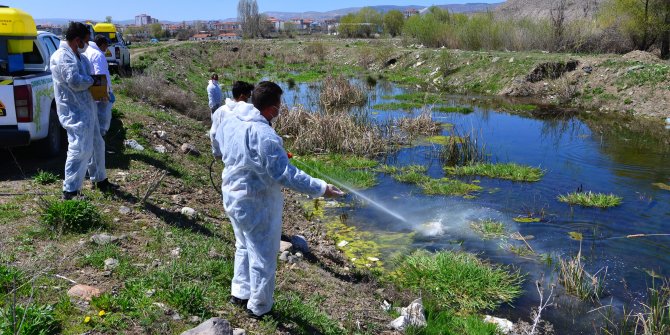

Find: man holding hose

[214,81,343,319]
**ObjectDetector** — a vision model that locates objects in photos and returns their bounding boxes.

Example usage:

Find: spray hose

[209,158,222,196]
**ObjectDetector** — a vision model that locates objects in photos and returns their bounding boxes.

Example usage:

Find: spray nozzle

[287,152,293,159]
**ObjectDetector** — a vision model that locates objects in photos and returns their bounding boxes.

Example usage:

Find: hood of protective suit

[225,98,237,109]
[233,101,268,124]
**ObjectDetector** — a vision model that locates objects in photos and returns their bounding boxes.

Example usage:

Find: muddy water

[281,81,670,333]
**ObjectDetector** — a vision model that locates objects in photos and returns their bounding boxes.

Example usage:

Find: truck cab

[93,23,131,74]
[1,6,61,156]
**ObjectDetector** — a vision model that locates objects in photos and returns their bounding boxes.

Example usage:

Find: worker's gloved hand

[324,184,344,198]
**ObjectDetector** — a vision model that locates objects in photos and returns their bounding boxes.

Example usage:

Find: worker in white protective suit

[215,81,343,318]
[207,73,223,114]
[51,23,115,200]
[210,81,254,157]
[83,34,114,136]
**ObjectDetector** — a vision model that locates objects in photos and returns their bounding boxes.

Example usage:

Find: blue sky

[5,0,499,21]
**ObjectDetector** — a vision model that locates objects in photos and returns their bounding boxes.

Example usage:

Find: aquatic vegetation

[438,131,487,167]
[373,102,424,111]
[426,135,465,145]
[652,182,670,191]
[319,75,367,111]
[393,170,431,184]
[557,191,623,208]
[395,110,442,137]
[420,178,483,197]
[389,250,523,313]
[598,279,670,335]
[447,163,545,182]
[434,106,475,114]
[558,246,607,302]
[513,217,542,223]
[568,232,583,241]
[501,103,538,112]
[508,244,536,257]
[275,105,387,156]
[384,92,444,104]
[294,155,378,189]
[470,219,506,239]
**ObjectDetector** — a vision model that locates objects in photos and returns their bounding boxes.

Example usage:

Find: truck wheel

[122,62,132,77]
[39,107,63,157]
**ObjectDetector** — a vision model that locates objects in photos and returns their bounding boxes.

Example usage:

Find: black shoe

[229,296,248,308]
[94,179,119,193]
[246,308,271,320]
[62,191,80,200]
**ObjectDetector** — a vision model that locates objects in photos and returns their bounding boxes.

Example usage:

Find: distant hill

[495,0,606,20]
[35,2,502,26]
[264,3,501,21]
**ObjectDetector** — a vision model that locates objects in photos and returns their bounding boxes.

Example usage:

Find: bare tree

[550,0,567,51]
[238,0,261,38]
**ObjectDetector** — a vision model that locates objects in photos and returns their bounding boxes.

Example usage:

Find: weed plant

[406,303,500,335]
[294,155,378,189]
[390,250,523,313]
[557,192,623,208]
[274,293,346,335]
[40,200,104,234]
[0,304,60,335]
[32,170,59,185]
[447,163,545,182]
[439,130,487,167]
[421,178,482,197]
[434,106,475,114]
[395,110,442,137]
[319,76,366,111]
[0,265,23,294]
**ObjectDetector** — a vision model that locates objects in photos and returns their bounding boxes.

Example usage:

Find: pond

[280,80,670,333]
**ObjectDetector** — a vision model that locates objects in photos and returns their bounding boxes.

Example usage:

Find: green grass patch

[420,178,482,197]
[557,191,623,208]
[0,203,24,225]
[40,200,104,234]
[513,217,541,223]
[274,293,346,335]
[394,170,431,184]
[0,304,60,335]
[390,250,523,313]
[501,103,538,112]
[294,155,378,189]
[384,92,444,104]
[434,106,475,114]
[470,219,505,239]
[425,136,465,145]
[0,265,23,294]
[32,170,59,185]
[406,305,500,335]
[447,163,544,182]
[373,102,424,111]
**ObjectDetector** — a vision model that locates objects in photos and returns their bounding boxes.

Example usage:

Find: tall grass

[558,244,607,302]
[319,76,367,111]
[275,105,386,156]
[447,163,545,182]
[390,250,523,314]
[439,130,486,167]
[395,110,442,137]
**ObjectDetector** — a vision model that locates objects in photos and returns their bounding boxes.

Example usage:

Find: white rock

[181,207,196,218]
[154,145,167,153]
[104,258,119,270]
[180,317,233,335]
[381,300,392,312]
[171,247,181,258]
[484,315,515,334]
[367,257,380,262]
[388,298,427,330]
[492,57,500,63]
[233,329,246,335]
[279,241,293,253]
[119,206,132,215]
[279,251,290,262]
[337,240,349,247]
[124,139,144,151]
[388,316,409,330]
[509,57,515,63]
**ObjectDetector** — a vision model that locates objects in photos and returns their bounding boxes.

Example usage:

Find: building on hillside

[190,33,214,41]
[135,14,153,26]
[404,8,419,18]
[218,33,240,41]
[214,21,241,33]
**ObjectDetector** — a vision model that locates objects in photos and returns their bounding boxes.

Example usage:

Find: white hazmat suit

[83,41,113,135]
[209,98,238,157]
[215,102,327,316]
[207,80,223,114]
[51,42,106,192]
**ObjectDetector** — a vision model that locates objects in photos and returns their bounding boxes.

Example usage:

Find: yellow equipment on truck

[0,6,62,156]
[93,22,131,74]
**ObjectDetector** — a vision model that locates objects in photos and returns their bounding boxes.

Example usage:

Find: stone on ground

[484,315,515,334]
[67,284,101,301]
[180,317,233,335]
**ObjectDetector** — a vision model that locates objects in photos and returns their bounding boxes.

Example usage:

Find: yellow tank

[93,23,117,34]
[0,7,37,53]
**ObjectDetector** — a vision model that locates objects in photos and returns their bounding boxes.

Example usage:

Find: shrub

[41,200,104,233]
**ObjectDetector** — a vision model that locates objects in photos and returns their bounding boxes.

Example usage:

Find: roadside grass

[434,106,475,114]
[40,199,105,234]
[470,219,506,239]
[32,170,60,185]
[557,191,623,208]
[294,155,378,189]
[389,250,523,314]
[447,163,545,182]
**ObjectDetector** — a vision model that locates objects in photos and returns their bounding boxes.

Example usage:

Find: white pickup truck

[0,31,62,156]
